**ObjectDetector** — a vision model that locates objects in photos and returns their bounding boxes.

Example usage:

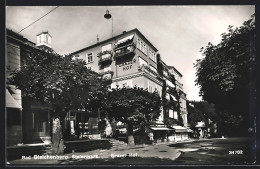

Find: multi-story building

[71,28,189,142]
[168,65,188,127]
[6,29,52,145]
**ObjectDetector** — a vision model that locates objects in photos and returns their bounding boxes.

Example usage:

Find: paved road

[170,137,255,165]
[8,137,255,165]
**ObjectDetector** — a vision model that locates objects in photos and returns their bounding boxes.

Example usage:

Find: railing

[114,43,136,59]
[138,65,159,78]
[98,53,112,64]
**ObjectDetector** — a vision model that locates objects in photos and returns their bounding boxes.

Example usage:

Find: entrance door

[33,110,49,137]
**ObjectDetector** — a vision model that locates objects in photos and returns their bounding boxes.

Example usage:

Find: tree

[104,86,161,145]
[8,47,109,154]
[195,14,256,136]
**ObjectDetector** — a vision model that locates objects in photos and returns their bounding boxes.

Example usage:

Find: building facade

[71,28,189,142]
[6,29,52,145]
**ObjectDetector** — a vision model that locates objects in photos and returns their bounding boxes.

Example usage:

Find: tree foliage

[104,86,162,145]
[187,101,217,129]
[195,14,256,135]
[8,48,109,117]
[7,47,109,154]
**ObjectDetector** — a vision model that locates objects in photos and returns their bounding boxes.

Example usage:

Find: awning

[171,125,188,132]
[6,89,21,109]
[115,34,134,46]
[151,127,173,131]
[187,129,193,133]
[170,95,177,101]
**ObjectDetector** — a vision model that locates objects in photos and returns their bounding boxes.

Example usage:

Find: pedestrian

[149,132,154,142]
[197,131,200,140]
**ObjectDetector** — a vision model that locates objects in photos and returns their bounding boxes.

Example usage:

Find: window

[138,39,148,55]
[141,41,144,52]
[148,80,152,92]
[139,56,147,66]
[169,109,174,118]
[137,39,141,49]
[86,53,93,63]
[155,85,161,96]
[144,44,147,55]
[174,111,178,120]
[148,48,156,62]
[102,44,112,52]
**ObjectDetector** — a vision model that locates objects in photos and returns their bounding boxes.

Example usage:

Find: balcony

[114,43,136,60]
[100,70,114,80]
[98,51,113,65]
[138,65,159,78]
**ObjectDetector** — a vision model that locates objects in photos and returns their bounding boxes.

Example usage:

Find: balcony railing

[114,43,136,60]
[138,65,159,78]
[99,53,112,64]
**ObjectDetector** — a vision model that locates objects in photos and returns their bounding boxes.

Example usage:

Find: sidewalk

[8,141,181,165]
[9,138,220,165]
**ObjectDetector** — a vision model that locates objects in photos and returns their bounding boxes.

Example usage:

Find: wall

[6,41,23,146]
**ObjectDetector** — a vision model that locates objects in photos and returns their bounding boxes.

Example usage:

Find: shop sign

[118,59,136,71]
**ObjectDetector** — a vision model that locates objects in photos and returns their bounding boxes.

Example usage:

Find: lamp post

[104,10,113,37]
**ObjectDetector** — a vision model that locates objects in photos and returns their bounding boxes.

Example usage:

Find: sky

[6,5,255,101]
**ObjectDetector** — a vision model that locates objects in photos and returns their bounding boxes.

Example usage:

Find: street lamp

[104,10,113,37]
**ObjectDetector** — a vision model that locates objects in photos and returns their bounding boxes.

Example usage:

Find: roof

[6,28,36,47]
[6,89,21,109]
[71,28,158,55]
[36,31,52,37]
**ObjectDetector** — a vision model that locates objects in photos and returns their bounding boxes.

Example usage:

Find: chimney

[97,34,99,43]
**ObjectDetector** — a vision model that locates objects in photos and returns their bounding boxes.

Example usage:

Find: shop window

[7,108,21,127]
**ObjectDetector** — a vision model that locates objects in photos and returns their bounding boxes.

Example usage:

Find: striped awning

[115,34,134,46]
[6,89,21,109]
[171,125,188,132]
[151,127,173,131]
[170,95,177,101]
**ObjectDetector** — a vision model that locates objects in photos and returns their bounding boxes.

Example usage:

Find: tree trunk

[127,122,135,146]
[51,117,65,155]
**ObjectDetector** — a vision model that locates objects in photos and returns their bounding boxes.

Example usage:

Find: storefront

[67,110,100,140]
[168,125,189,142]
[150,126,173,143]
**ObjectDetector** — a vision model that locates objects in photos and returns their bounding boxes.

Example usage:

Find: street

[9,137,255,165]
